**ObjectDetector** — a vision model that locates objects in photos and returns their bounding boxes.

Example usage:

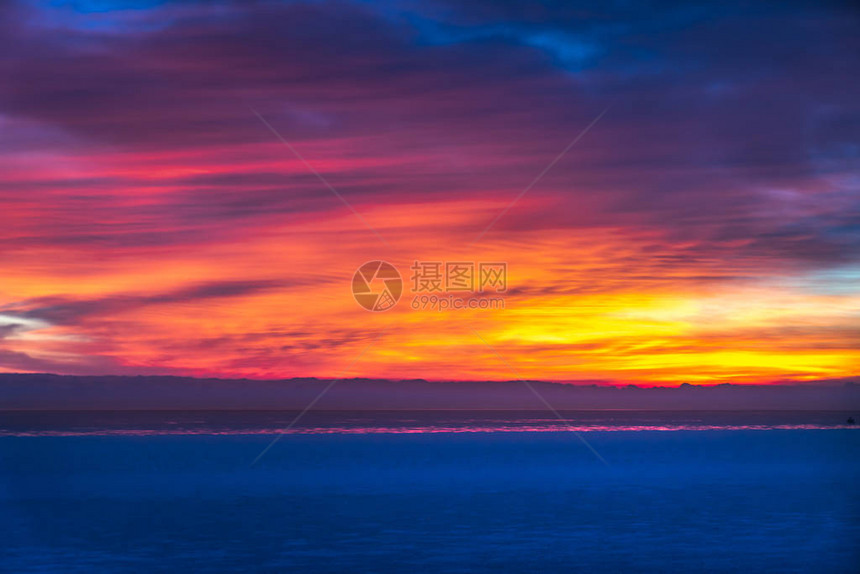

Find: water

[1,411,858,572]
[0,409,855,436]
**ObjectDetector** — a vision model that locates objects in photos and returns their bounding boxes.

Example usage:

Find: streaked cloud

[0,0,858,382]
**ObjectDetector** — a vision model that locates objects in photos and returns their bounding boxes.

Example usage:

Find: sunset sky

[0,0,858,384]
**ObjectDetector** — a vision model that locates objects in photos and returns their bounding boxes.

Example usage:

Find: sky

[0,0,858,384]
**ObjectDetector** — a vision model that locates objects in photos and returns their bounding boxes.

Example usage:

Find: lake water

[1,411,857,572]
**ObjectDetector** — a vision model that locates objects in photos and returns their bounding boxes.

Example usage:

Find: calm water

[1,411,858,572]
[0,409,856,436]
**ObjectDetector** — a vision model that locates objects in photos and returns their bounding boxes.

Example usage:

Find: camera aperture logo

[352,261,403,312]
[352,260,506,312]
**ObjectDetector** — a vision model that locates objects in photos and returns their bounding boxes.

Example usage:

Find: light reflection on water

[0,409,856,437]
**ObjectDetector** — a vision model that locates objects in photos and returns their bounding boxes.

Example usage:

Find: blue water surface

[1,425,858,572]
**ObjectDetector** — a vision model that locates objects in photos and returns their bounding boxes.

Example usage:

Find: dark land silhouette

[1,373,857,410]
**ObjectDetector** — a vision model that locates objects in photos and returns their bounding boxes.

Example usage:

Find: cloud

[2,280,288,326]
[0,323,25,339]
[0,0,857,381]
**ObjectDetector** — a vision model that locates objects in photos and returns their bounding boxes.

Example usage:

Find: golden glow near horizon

[1,174,858,384]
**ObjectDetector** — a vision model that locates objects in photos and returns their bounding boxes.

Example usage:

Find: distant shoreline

[1,373,857,411]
